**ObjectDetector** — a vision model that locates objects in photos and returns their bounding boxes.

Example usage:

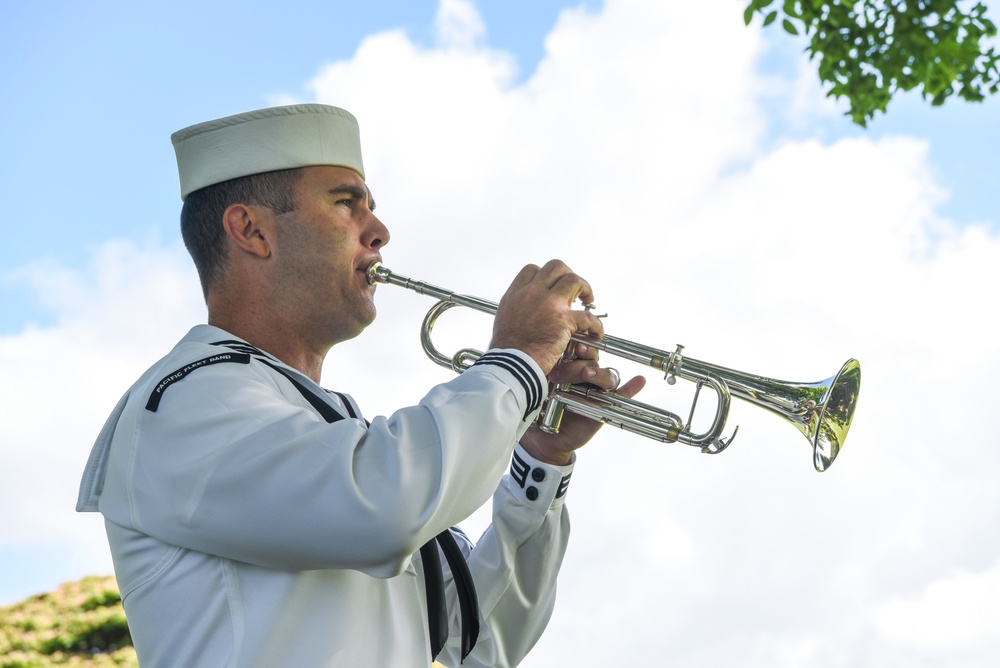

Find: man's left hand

[519,342,646,466]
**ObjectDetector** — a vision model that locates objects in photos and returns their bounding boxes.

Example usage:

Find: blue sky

[1,0,996,301]
[1,0,601,331]
[2,1,999,665]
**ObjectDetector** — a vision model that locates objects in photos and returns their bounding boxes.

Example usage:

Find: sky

[1,0,999,665]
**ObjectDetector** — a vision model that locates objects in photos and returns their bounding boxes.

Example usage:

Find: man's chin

[343,306,377,343]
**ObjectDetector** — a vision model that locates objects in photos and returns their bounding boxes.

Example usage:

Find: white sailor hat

[171,104,365,200]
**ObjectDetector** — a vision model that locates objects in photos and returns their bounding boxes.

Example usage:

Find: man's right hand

[489,260,605,375]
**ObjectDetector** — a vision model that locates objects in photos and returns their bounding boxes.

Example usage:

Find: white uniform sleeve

[94,347,547,579]
[436,445,574,668]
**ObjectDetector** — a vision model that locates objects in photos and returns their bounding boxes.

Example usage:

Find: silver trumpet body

[367,262,860,472]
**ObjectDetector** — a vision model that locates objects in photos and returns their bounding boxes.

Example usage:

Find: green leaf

[744,3,755,26]
[744,0,1000,126]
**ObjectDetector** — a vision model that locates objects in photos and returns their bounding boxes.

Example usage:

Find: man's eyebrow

[328,184,376,211]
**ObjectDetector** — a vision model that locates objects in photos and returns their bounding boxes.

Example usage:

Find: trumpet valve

[537,386,570,434]
[664,344,685,384]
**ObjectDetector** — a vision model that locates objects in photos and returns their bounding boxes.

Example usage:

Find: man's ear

[222,204,272,259]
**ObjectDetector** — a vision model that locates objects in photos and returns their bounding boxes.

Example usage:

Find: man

[77,104,642,667]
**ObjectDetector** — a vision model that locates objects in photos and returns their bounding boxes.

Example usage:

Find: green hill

[0,575,136,667]
[2,576,452,667]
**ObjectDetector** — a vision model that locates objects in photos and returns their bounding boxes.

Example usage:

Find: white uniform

[77,324,575,667]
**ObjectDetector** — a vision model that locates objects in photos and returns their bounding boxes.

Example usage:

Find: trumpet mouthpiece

[367,261,389,285]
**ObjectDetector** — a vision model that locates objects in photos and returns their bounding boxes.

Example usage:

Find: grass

[0,576,136,667]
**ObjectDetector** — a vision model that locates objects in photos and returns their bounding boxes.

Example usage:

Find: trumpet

[367,262,860,472]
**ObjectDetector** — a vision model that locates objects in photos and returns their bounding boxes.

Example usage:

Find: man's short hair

[180,168,303,298]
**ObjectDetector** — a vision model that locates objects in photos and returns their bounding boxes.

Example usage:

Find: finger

[561,342,598,363]
[548,359,625,392]
[572,309,605,339]
[551,270,595,307]
[582,365,622,391]
[505,263,541,293]
[534,259,573,288]
[615,375,646,399]
[548,358,600,385]
[534,259,596,307]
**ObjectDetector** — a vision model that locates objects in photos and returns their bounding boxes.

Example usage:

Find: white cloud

[873,563,1000,660]
[434,0,486,49]
[310,1,1000,665]
[4,0,999,665]
[0,241,203,590]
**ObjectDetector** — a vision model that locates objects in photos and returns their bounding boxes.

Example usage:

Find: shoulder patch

[145,352,251,412]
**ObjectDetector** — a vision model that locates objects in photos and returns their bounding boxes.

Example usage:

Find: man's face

[270,165,390,345]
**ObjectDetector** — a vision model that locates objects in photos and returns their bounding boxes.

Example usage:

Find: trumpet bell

[696,356,862,472]
[810,359,861,472]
